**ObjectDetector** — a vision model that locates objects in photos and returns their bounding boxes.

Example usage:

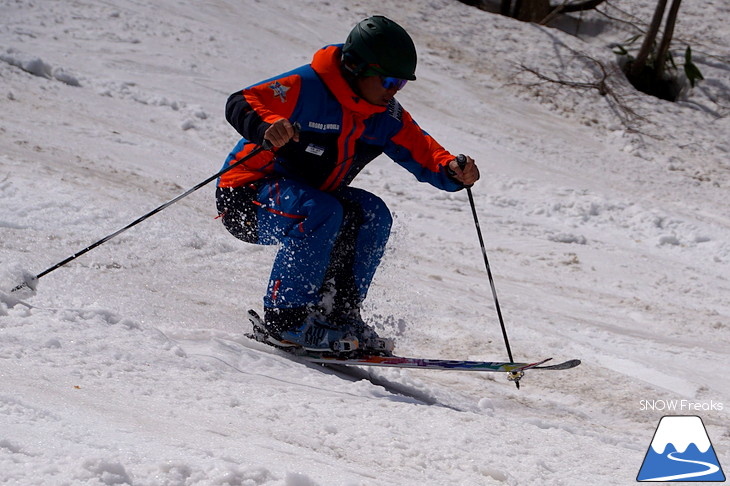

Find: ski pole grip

[455,154,475,189]
[260,121,298,151]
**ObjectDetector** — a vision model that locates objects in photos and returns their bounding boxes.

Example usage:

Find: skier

[217,15,479,353]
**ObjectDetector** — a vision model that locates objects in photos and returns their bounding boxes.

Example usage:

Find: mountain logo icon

[638,415,726,482]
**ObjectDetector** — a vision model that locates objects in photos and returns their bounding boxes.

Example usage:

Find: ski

[245,309,580,374]
[300,354,581,372]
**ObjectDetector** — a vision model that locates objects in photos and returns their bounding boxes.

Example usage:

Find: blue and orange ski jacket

[219,44,463,193]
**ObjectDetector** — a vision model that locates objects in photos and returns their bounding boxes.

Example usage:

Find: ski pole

[11,141,272,293]
[456,155,517,380]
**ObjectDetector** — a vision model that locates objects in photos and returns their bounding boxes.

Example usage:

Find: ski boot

[251,308,359,354]
[248,309,297,349]
[336,309,395,356]
[279,314,359,353]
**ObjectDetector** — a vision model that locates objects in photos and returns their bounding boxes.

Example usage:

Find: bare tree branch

[514,55,652,133]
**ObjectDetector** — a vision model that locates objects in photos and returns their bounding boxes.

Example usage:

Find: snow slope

[1,0,728,484]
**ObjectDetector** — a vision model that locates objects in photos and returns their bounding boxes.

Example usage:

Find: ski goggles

[364,68,408,91]
[380,76,408,91]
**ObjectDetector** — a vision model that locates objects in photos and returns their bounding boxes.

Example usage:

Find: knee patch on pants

[216,186,259,243]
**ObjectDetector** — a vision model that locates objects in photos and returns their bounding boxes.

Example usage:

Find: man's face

[354,75,401,106]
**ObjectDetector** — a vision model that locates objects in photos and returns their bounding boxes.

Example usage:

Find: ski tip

[561,359,581,366]
[533,359,581,370]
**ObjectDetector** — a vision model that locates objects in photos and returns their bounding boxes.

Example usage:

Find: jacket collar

[310,44,387,117]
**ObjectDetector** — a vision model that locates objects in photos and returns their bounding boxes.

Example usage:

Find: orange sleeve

[386,110,462,192]
[242,74,301,123]
[226,73,302,143]
[390,110,455,171]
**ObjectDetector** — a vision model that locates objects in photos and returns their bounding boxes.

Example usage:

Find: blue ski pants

[216,178,392,312]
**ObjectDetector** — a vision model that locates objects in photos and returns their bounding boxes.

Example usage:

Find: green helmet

[342,16,417,80]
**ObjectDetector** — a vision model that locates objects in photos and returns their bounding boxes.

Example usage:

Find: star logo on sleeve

[268,81,290,103]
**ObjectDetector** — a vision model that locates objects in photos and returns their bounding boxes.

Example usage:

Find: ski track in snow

[1,0,729,484]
